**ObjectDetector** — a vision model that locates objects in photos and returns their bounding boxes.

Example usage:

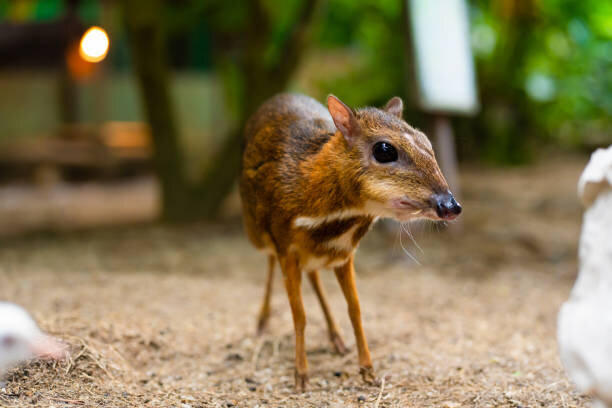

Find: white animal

[0,302,64,376]
[558,145,612,408]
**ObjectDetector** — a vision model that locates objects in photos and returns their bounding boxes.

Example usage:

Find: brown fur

[239,93,453,390]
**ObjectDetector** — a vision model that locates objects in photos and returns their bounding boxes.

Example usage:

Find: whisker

[398,221,421,266]
[401,222,424,254]
[393,221,402,254]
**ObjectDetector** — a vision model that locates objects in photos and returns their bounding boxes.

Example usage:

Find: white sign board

[408,0,479,115]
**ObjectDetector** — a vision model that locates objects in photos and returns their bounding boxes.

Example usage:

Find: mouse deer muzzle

[429,192,462,220]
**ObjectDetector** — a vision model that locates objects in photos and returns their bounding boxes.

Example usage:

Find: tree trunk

[124,0,193,221]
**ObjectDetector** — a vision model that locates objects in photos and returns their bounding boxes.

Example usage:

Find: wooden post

[433,115,461,199]
[433,115,462,231]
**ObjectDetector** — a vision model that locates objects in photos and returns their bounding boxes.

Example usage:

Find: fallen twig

[49,397,85,405]
[374,376,385,408]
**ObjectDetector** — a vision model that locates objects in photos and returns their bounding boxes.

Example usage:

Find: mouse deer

[239,93,461,391]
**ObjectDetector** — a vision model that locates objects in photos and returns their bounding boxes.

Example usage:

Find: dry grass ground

[0,155,592,407]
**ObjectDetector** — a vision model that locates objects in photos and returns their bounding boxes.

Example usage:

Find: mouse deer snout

[430,192,462,220]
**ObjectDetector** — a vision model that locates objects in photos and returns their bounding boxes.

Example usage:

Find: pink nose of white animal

[0,302,66,375]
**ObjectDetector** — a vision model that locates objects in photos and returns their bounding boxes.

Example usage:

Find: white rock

[558,145,612,407]
[0,302,65,376]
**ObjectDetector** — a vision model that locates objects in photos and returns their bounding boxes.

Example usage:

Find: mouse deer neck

[300,132,365,214]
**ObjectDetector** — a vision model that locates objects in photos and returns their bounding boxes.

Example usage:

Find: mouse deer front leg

[281,252,309,391]
[307,270,348,355]
[334,255,377,384]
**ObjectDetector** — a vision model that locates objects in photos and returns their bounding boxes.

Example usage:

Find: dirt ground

[0,154,593,407]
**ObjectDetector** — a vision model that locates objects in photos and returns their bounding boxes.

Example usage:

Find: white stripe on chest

[293,208,365,229]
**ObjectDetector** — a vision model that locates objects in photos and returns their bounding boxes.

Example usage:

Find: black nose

[430,192,462,220]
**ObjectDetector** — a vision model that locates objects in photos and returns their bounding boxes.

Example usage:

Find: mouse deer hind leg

[256,254,276,335]
[334,255,379,385]
[307,270,348,355]
[281,252,309,391]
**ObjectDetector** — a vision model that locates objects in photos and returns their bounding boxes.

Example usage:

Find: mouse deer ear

[327,94,358,143]
[384,96,403,118]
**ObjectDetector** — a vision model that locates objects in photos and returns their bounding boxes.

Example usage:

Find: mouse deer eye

[372,142,398,163]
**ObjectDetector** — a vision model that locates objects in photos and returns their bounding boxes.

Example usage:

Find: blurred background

[0,0,609,233]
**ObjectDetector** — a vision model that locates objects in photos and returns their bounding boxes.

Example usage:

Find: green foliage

[312,0,407,108]
[0,0,100,22]
[466,0,612,162]
[308,0,611,163]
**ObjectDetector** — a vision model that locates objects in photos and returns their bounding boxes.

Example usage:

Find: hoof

[294,370,309,392]
[256,321,267,336]
[256,315,269,336]
[360,365,379,386]
[330,333,349,355]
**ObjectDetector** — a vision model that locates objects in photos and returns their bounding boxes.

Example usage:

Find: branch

[248,0,271,34]
[243,0,271,60]
[268,0,324,83]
